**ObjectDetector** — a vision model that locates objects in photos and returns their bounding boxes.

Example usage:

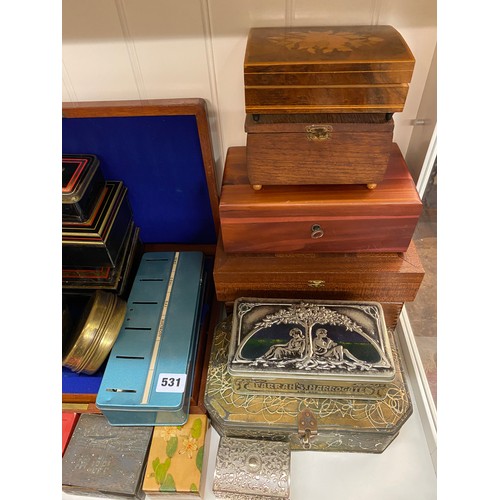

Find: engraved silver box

[62,413,153,498]
[213,437,291,499]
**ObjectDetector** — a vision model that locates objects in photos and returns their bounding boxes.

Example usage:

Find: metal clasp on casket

[298,408,318,449]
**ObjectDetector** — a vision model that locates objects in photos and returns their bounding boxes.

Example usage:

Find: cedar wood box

[219,144,422,254]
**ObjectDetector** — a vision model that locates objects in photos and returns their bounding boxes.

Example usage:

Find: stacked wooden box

[206,25,425,462]
[215,24,424,330]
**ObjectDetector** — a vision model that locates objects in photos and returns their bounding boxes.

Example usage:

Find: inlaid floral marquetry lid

[228,298,395,384]
[244,26,415,70]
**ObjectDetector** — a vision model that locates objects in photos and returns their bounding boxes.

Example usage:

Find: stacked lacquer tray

[62,154,141,297]
[206,27,425,490]
[62,154,141,377]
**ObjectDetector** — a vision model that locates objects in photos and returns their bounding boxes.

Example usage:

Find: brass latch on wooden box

[305,125,333,141]
[298,408,318,448]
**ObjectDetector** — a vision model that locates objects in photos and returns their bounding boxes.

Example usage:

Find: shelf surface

[61,315,437,500]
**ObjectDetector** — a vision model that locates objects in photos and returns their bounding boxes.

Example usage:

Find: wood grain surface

[245,113,394,186]
[244,25,415,114]
[245,85,409,114]
[220,144,422,253]
[214,235,424,303]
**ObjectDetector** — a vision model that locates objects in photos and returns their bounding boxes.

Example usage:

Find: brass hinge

[298,408,318,449]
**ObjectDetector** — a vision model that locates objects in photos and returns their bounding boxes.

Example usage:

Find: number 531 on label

[155,373,187,393]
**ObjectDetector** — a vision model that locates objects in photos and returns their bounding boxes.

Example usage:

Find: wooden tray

[62,99,223,415]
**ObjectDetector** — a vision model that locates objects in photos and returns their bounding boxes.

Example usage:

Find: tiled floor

[403,162,437,407]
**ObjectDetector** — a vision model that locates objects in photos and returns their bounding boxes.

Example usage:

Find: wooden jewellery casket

[219,144,422,254]
[204,299,413,453]
[245,113,394,189]
[244,25,415,115]
[62,99,223,416]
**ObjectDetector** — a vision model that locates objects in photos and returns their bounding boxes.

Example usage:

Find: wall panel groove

[371,0,381,25]
[62,61,78,103]
[114,0,147,100]
[62,1,436,181]
[201,0,224,188]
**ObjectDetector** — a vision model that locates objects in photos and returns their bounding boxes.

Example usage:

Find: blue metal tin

[96,251,205,426]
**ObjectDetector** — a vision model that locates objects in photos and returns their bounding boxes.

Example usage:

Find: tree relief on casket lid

[228,299,395,382]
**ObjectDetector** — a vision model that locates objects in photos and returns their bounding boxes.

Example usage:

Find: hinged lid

[244,26,415,114]
[228,298,395,383]
[220,143,422,219]
[245,113,394,134]
[245,25,415,74]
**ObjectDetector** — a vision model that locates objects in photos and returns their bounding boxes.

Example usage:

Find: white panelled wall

[62,0,437,189]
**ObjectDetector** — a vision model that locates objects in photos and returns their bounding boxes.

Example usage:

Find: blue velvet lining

[62,114,217,398]
[62,115,216,244]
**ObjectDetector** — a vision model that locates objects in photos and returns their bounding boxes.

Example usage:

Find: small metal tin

[142,414,208,495]
[62,413,153,499]
[62,154,105,222]
[213,437,291,499]
[96,251,205,426]
[62,290,127,375]
[228,298,395,393]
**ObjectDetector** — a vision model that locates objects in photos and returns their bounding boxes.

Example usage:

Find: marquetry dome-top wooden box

[244,25,415,115]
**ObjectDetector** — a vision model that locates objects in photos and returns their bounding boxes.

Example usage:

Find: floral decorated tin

[142,414,208,496]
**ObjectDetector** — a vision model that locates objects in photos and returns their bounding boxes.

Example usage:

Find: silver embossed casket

[213,437,291,499]
[204,298,412,453]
